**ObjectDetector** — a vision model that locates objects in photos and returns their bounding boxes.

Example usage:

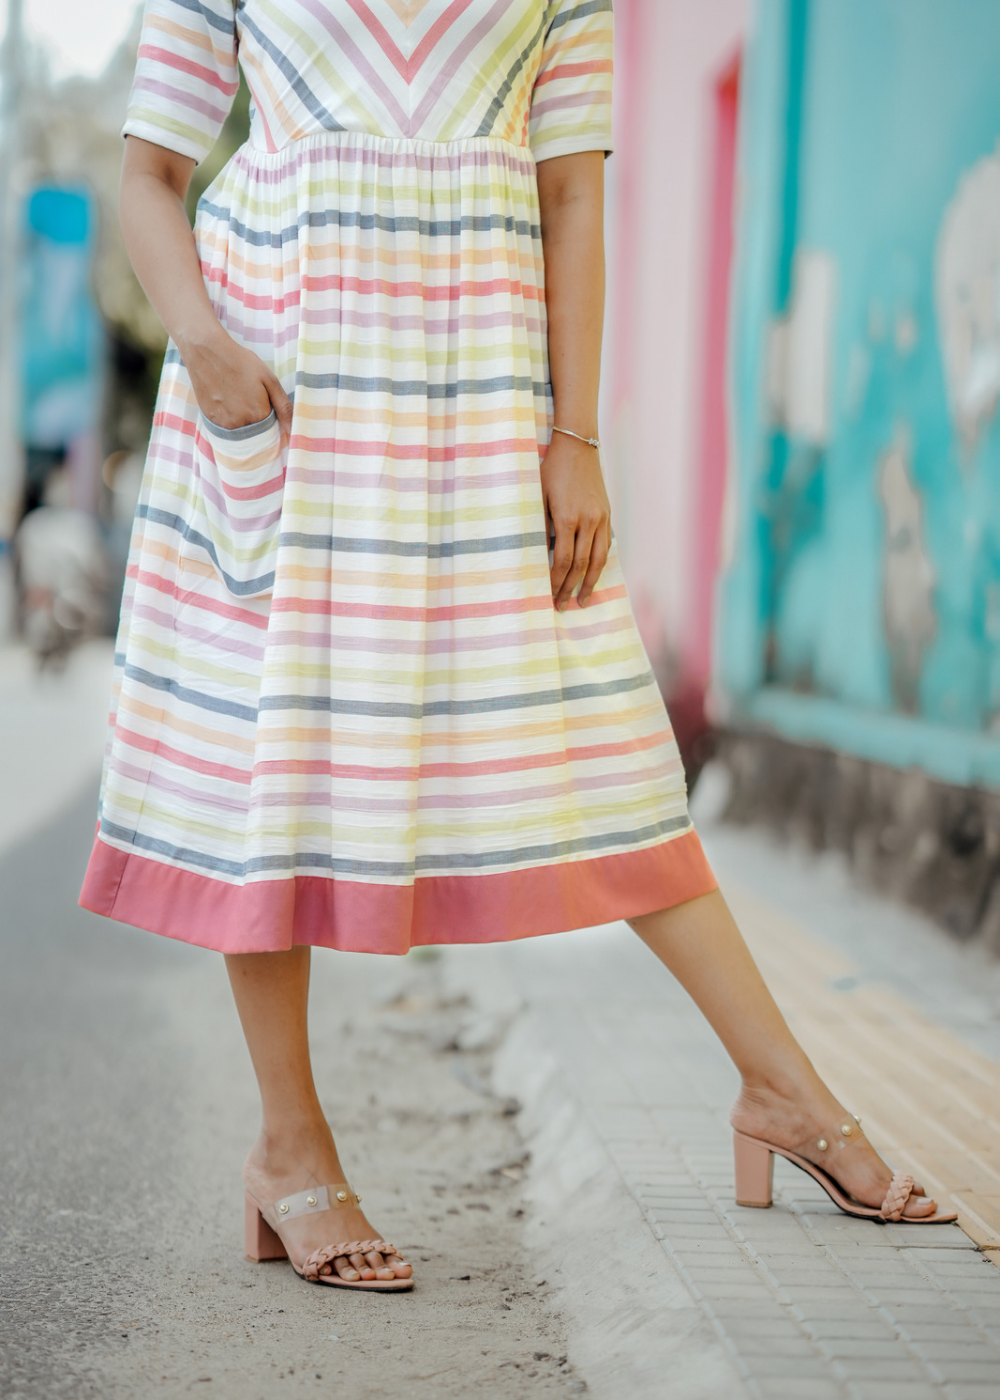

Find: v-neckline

[380,0,435,30]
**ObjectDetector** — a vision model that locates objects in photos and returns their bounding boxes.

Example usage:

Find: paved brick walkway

[452,828,1000,1399]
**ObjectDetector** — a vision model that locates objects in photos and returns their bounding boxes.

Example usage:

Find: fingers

[553,517,596,612]
[548,515,575,602]
[552,513,610,611]
[263,368,294,437]
[578,520,611,607]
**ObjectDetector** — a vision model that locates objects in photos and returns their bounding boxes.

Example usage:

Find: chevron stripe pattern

[81,0,715,955]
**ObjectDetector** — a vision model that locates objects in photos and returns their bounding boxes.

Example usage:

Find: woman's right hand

[182,326,294,437]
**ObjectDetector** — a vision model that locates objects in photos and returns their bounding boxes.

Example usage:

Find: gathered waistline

[239,128,537,166]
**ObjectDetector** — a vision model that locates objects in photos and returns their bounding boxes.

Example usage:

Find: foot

[730,1080,939,1219]
[244,1126,413,1282]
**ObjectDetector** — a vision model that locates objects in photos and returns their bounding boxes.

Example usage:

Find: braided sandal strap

[301,1239,401,1281]
[879,1170,915,1221]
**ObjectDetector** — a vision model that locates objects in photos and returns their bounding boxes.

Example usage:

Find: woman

[81,0,954,1292]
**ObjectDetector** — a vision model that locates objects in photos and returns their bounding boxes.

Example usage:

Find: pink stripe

[415,731,670,781]
[533,60,612,90]
[407,0,479,83]
[269,584,627,624]
[254,728,668,784]
[410,0,510,132]
[287,435,538,461]
[299,273,535,303]
[127,568,271,630]
[80,830,717,955]
[296,469,527,493]
[264,612,630,657]
[138,44,238,96]
[116,725,252,786]
[297,0,410,130]
[233,141,537,182]
[131,602,267,661]
[115,760,251,815]
[530,90,611,120]
[341,0,410,83]
[133,75,230,125]
[253,759,683,815]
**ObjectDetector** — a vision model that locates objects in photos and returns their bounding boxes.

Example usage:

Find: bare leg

[629,891,937,1218]
[225,947,412,1279]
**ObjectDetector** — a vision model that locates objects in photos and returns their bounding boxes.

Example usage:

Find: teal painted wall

[718,0,1000,787]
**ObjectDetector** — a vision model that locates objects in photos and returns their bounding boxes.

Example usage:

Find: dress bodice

[125,0,613,164]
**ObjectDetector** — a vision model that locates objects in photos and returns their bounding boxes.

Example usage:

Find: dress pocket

[195,409,285,597]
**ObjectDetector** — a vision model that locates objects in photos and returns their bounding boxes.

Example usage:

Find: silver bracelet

[551,424,601,449]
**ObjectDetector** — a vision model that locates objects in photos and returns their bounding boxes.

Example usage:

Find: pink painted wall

[599,0,748,717]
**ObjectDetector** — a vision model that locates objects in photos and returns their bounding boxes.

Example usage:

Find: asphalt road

[0,786,581,1399]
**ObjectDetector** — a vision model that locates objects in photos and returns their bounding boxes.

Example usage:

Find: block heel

[733,1130,774,1207]
[245,1192,288,1261]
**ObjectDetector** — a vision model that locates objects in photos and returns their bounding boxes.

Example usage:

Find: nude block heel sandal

[733,1119,958,1224]
[244,1183,414,1290]
[245,1194,288,1261]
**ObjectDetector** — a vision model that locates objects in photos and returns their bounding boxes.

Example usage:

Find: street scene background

[2,2,1000,1397]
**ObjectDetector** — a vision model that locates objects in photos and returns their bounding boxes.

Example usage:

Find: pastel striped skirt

[80,132,715,954]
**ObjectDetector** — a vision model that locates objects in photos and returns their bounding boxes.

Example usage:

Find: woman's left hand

[540,432,612,610]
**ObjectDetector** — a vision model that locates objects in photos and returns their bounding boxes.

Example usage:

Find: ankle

[248,1117,335,1173]
[737,1045,825,1105]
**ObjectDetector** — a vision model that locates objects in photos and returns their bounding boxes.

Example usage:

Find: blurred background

[3,0,1000,954]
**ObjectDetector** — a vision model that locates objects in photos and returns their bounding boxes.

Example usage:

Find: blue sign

[20,185,104,450]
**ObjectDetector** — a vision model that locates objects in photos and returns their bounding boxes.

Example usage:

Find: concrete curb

[491,1009,748,1400]
[442,943,747,1400]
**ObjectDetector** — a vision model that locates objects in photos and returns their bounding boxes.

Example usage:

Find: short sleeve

[122,0,239,164]
[528,0,614,165]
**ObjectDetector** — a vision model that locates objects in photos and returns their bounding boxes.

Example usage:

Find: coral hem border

[79,830,717,955]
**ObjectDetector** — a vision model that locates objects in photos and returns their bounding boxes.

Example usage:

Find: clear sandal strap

[271,1182,359,1222]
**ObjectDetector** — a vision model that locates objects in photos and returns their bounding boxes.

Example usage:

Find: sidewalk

[3,643,1000,1399]
[443,782,1000,1399]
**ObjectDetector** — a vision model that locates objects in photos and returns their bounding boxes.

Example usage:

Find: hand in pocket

[185,325,293,438]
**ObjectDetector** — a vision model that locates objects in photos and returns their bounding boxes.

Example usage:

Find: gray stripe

[475,12,548,137]
[201,409,276,441]
[115,665,655,728]
[295,372,543,399]
[100,821,249,878]
[175,0,236,39]
[163,347,549,399]
[237,10,347,134]
[549,0,613,33]
[122,663,258,723]
[101,815,691,881]
[195,201,540,246]
[412,816,692,873]
[277,530,546,558]
[258,670,657,719]
[140,503,542,568]
[138,505,275,596]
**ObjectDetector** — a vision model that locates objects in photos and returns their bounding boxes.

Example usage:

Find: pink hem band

[79,829,717,956]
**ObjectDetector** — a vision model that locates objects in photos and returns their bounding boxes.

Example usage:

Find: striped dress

[80,0,716,955]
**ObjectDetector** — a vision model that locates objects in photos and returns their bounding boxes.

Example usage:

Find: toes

[902,1193,938,1218]
[385,1254,413,1279]
[348,1252,377,1280]
[333,1255,361,1281]
[364,1250,397,1280]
